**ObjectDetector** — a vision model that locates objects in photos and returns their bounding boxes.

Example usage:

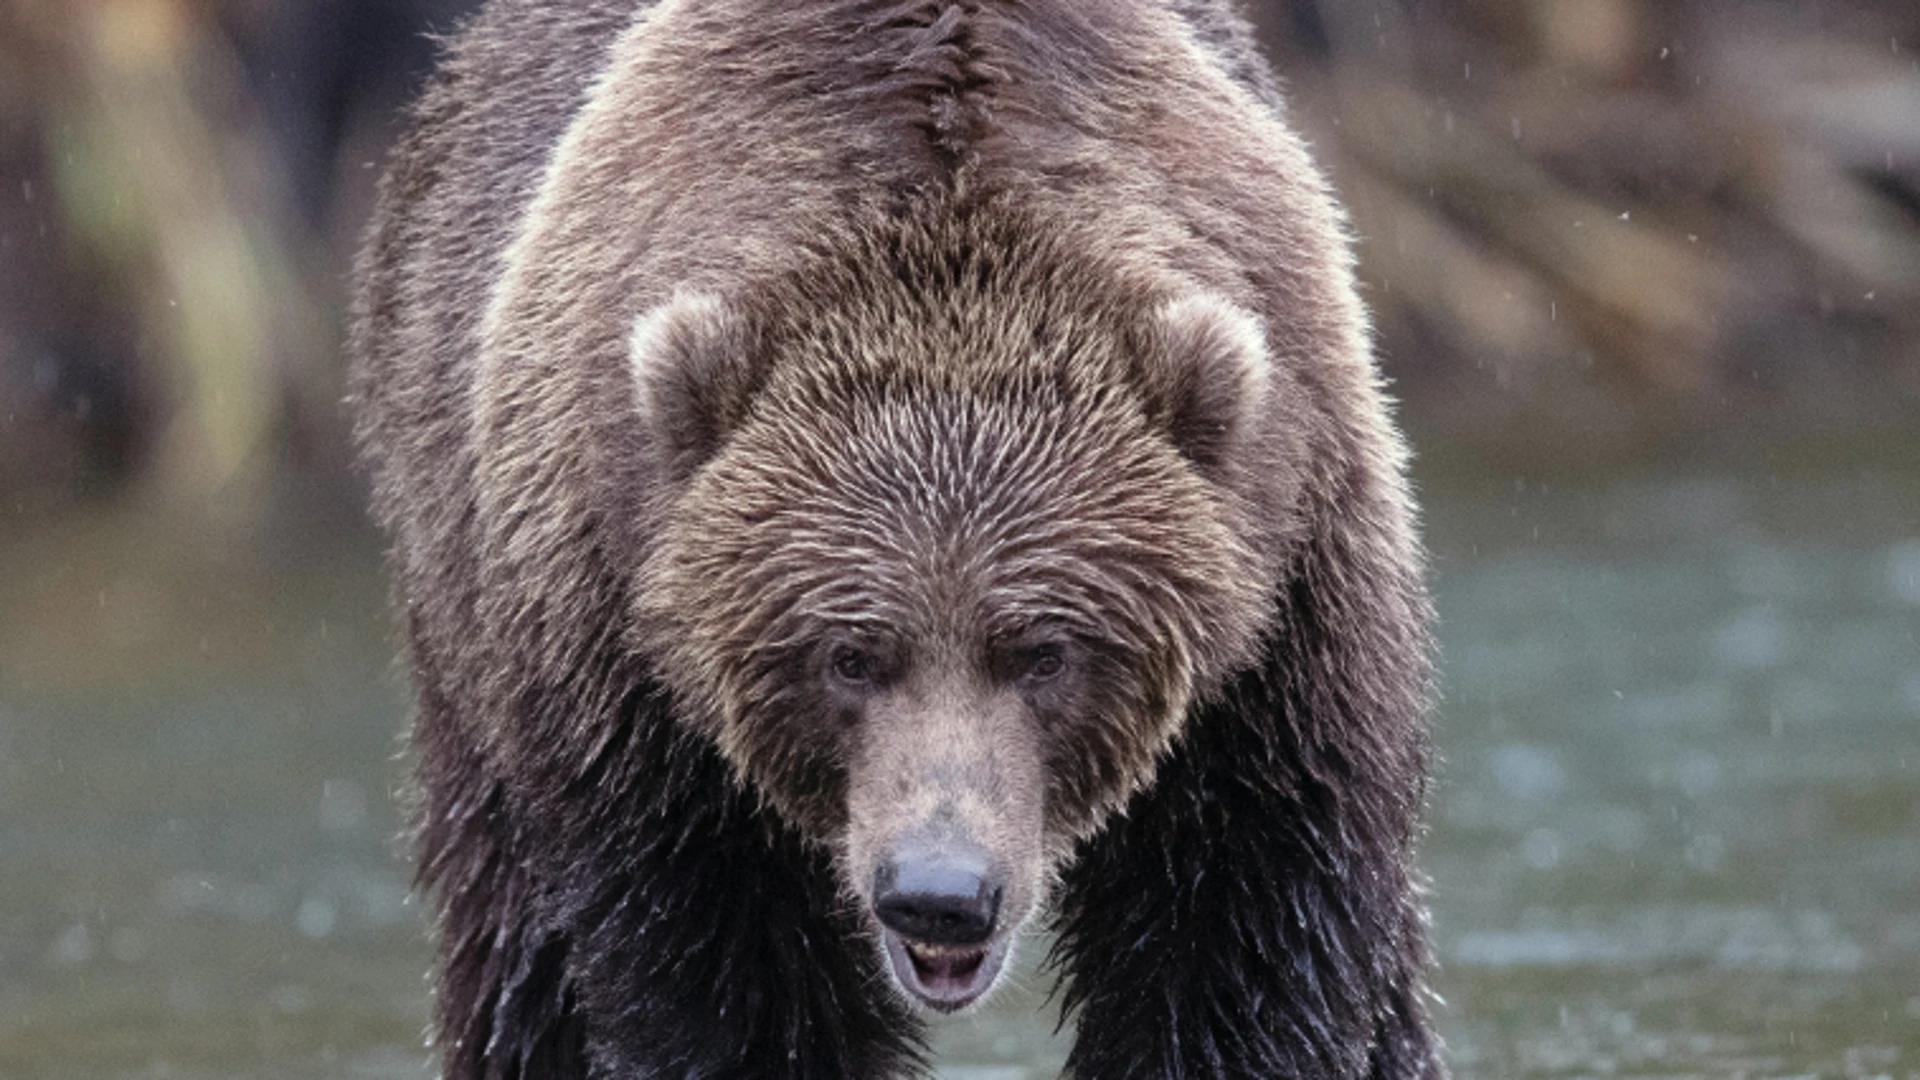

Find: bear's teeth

[905,941,972,962]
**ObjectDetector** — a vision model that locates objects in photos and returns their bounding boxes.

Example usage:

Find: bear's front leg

[521,691,925,1079]
[413,677,589,1080]
[417,667,924,1079]
[1050,685,1441,1079]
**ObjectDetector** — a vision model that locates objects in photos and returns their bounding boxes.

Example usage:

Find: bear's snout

[870,840,1013,1013]
[846,676,1040,1016]
[873,845,1002,946]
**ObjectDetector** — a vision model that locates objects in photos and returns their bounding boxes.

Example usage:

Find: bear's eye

[829,645,877,687]
[1021,644,1067,684]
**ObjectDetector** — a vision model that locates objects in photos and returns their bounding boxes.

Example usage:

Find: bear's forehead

[666,387,1236,650]
[703,383,1203,553]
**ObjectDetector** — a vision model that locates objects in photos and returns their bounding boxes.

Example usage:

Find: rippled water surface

[3,422,1916,1077]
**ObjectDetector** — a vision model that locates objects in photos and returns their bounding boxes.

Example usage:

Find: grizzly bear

[350,0,1442,1077]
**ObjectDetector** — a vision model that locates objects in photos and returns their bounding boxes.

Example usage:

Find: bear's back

[351,0,639,578]
[353,0,1285,582]
[352,0,1368,707]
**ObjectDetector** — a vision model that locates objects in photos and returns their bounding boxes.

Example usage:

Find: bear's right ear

[629,291,764,483]
[1133,292,1272,484]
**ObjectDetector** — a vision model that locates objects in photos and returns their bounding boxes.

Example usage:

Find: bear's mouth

[881,930,1009,1012]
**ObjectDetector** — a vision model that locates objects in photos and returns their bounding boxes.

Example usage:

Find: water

[1415,429,1920,1077]
[2,421,1916,1077]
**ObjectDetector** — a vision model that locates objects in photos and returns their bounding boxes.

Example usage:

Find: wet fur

[351,1,1441,1077]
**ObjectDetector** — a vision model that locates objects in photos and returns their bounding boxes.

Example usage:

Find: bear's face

[626,220,1279,1011]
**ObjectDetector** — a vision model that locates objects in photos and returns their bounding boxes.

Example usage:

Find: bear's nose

[873,848,1001,946]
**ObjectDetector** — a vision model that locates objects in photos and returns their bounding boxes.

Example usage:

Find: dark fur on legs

[412,679,586,1078]
[412,632,925,1078]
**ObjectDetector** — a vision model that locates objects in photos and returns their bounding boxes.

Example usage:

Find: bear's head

[626,210,1295,1012]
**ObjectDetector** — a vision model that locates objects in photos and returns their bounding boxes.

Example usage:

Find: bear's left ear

[629,291,764,483]
[1134,293,1272,482]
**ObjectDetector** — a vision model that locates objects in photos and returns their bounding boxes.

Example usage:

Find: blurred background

[1,1,1915,1076]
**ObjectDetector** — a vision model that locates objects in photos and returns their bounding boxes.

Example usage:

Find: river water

[2,414,1916,1077]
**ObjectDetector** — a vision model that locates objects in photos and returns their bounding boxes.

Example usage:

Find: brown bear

[351,1,1442,1077]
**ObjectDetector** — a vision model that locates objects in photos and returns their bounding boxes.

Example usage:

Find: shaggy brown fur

[352,1,1441,1077]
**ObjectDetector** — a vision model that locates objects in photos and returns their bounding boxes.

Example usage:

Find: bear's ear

[1135,293,1272,482]
[629,291,763,482]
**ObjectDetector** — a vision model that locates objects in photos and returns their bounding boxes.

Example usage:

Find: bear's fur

[351,1,1442,1077]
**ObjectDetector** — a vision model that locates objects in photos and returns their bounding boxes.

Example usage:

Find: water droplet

[270,984,312,1014]
[319,778,369,834]
[1492,744,1566,799]
[296,897,337,939]
[1522,828,1564,870]
[1683,832,1726,871]
[1884,540,1920,606]
[50,922,93,966]
[1713,606,1789,669]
